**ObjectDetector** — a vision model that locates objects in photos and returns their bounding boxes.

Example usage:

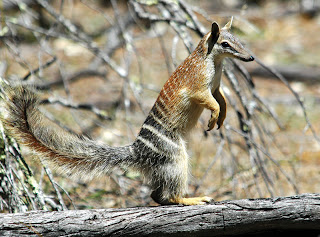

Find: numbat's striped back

[132,37,211,166]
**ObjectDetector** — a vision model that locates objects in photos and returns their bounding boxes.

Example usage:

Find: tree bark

[0,193,319,237]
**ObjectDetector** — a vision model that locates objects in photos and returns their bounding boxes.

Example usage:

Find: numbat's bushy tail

[1,85,135,179]
[1,19,254,205]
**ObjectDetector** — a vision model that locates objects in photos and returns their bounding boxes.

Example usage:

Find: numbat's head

[200,18,254,62]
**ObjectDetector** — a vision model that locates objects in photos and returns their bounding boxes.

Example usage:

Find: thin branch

[254,57,320,143]
[33,69,107,90]
[21,56,57,81]
[178,0,207,36]
[129,0,194,27]
[33,0,127,78]
[193,137,225,195]
[41,163,67,211]
[53,182,77,210]
[227,126,299,194]
[41,97,113,121]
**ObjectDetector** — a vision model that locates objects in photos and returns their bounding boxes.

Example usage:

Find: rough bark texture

[0,194,319,237]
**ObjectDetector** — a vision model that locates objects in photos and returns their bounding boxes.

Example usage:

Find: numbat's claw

[207,114,218,131]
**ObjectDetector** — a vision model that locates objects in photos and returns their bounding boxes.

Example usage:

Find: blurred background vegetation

[0,0,319,212]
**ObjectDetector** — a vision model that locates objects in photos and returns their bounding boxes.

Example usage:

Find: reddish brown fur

[153,34,210,130]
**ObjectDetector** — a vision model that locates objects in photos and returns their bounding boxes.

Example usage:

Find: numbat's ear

[207,22,220,55]
[223,16,233,31]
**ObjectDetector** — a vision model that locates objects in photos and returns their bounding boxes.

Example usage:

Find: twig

[224,72,263,196]
[193,137,225,195]
[153,26,173,77]
[160,2,194,52]
[0,122,28,212]
[10,168,38,210]
[21,56,56,81]
[35,0,91,42]
[41,97,113,121]
[33,69,107,90]
[41,163,67,211]
[254,57,320,143]
[53,182,77,210]
[171,35,179,68]
[227,125,299,194]
[178,0,207,36]
[33,0,127,78]
[129,0,193,27]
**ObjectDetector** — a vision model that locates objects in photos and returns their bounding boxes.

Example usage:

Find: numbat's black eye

[221,42,230,48]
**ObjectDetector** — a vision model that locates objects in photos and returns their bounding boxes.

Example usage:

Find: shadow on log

[0,193,319,236]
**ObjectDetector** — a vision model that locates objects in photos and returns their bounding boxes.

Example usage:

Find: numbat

[1,19,254,205]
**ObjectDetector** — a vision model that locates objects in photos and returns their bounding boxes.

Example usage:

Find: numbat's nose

[242,55,254,62]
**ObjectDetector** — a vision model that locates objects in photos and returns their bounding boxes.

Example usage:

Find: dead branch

[0,194,319,237]
[32,69,107,90]
[40,97,113,121]
[248,65,320,84]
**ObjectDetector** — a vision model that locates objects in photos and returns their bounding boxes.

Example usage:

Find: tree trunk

[0,193,319,236]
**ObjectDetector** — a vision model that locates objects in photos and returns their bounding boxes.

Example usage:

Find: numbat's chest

[206,59,223,92]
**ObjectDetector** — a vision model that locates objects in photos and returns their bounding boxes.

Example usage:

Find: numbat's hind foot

[169,196,213,205]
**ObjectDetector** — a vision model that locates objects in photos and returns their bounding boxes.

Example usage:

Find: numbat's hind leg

[150,151,213,206]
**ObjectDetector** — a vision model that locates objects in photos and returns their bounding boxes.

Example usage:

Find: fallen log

[0,193,319,236]
[248,65,320,84]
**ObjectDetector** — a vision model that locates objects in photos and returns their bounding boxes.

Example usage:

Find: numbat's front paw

[170,196,213,205]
